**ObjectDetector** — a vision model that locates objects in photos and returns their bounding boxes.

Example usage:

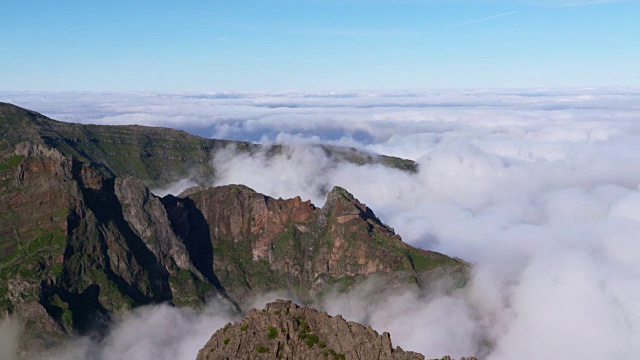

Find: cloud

[437,11,519,31]
[0,317,22,360]
[35,301,238,360]
[3,88,640,359]
[546,0,633,6]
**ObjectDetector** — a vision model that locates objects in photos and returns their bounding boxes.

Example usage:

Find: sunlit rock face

[174,184,466,301]
[196,299,427,360]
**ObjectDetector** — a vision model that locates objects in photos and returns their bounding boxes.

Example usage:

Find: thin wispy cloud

[554,0,632,6]
[437,11,519,30]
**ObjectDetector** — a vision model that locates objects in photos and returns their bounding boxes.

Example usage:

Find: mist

[13,302,239,360]
[2,88,640,359]
[206,138,640,358]
[0,317,22,360]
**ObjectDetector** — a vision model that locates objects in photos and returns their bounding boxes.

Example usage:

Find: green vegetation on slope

[0,102,417,188]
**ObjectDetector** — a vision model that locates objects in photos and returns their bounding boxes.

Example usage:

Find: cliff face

[0,142,225,351]
[197,300,425,360]
[177,185,466,302]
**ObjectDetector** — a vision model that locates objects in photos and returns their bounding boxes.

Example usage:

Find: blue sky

[1,0,638,91]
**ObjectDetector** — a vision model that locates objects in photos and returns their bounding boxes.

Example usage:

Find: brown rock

[178,185,467,302]
[196,299,425,360]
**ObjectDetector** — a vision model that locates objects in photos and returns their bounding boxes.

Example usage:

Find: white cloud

[437,11,519,31]
[0,317,22,360]
[43,302,238,360]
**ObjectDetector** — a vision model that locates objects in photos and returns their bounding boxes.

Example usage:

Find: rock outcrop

[175,184,467,302]
[197,299,425,360]
[0,142,227,353]
[197,300,479,360]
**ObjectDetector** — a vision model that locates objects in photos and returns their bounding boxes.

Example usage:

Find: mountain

[197,299,477,360]
[0,102,416,189]
[0,102,466,355]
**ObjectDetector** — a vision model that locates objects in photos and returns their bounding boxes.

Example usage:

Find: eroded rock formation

[197,299,425,360]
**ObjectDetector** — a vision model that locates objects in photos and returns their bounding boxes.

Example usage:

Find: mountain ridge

[0,102,417,189]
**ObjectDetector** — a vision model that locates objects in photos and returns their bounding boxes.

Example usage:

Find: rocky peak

[323,186,358,214]
[13,141,74,183]
[174,184,466,301]
[197,299,425,360]
[181,184,317,261]
[322,186,393,233]
[114,176,203,280]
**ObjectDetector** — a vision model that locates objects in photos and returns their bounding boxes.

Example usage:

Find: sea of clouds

[2,88,640,359]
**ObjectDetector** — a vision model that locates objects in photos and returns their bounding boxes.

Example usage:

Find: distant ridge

[0,102,416,189]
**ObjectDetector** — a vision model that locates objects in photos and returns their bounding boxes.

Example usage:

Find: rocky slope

[0,102,416,189]
[172,184,467,302]
[197,300,477,360]
[0,139,466,352]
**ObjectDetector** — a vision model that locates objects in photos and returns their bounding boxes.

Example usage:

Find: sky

[1,0,639,90]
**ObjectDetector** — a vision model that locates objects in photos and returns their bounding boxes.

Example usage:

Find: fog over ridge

[1,89,640,359]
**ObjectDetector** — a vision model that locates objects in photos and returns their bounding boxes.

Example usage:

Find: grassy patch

[267,326,278,339]
[323,349,346,360]
[304,333,319,347]
[0,155,24,171]
[406,248,459,272]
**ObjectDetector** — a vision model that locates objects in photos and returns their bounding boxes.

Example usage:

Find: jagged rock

[170,184,467,302]
[115,176,201,278]
[197,299,425,360]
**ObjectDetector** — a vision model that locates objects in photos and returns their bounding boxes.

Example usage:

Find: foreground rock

[197,300,478,360]
[197,299,425,360]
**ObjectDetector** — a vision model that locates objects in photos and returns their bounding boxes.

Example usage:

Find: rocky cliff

[1,142,226,350]
[173,184,467,302]
[197,300,477,360]
[197,300,424,360]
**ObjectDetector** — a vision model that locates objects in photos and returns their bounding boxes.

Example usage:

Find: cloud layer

[2,88,640,359]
